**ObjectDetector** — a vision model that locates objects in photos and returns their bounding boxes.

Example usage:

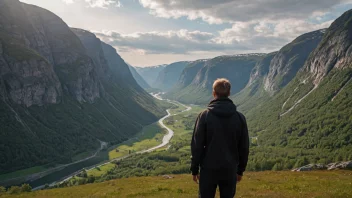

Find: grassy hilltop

[1,171,351,197]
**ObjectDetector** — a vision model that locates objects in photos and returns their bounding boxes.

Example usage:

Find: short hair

[213,78,231,97]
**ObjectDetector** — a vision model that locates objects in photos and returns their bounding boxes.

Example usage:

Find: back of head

[213,78,231,98]
[208,78,236,117]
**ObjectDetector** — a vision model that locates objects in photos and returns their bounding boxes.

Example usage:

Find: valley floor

[2,171,351,197]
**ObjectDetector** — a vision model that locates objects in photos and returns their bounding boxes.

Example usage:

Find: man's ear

[228,91,231,96]
[212,90,216,98]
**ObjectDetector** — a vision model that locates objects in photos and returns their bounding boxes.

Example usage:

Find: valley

[12,94,189,190]
[0,0,352,197]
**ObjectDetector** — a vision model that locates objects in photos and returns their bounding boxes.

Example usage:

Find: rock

[162,175,174,179]
[293,161,352,171]
[327,161,352,170]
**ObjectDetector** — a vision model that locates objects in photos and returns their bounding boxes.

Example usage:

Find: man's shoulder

[237,112,246,119]
[198,109,209,119]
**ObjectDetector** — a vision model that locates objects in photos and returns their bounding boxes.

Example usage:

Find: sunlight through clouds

[61,0,121,8]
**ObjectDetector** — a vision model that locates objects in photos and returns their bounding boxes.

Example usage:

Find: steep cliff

[304,10,352,84]
[231,52,277,111]
[263,30,325,94]
[0,0,166,174]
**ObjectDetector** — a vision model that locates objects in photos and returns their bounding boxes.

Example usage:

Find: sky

[20,0,352,67]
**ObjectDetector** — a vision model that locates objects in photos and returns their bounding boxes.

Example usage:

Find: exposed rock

[304,10,352,85]
[71,28,110,79]
[0,0,101,105]
[162,175,174,179]
[292,162,352,171]
[177,60,207,89]
[248,52,277,86]
[327,161,352,170]
[264,30,324,94]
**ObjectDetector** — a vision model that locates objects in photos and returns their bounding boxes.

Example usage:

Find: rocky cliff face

[177,60,207,89]
[264,30,325,94]
[0,0,101,105]
[0,0,63,107]
[304,10,352,85]
[153,61,189,91]
[248,52,278,86]
[71,28,110,80]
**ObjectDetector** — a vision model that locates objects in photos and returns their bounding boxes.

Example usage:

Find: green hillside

[166,55,263,104]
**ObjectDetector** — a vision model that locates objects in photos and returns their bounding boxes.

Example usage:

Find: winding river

[26,93,190,190]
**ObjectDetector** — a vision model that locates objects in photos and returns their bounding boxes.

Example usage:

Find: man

[190,78,249,198]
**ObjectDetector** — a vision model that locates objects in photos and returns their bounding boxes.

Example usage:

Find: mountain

[166,54,264,104]
[240,9,352,167]
[0,0,167,174]
[264,29,325,94]
[152,61,189,91]
[135,65,166,86]
[231,52,277,111]
[128,65,150,89]
[232,29,325,111]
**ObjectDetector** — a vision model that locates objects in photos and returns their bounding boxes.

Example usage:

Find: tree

[20,184,32,192]
[87,175,95,183]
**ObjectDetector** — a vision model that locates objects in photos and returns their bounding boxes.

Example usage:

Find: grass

[108,123,167,159]
[0,167,46,181]
[87,164,116,177]
[2,171,352,197]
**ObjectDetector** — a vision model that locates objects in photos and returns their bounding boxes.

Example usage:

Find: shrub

[7,186,21,194]
[0,186,6,194]
[20,184,32,192]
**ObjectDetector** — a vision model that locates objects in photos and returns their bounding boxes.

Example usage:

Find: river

[26,93,190,190]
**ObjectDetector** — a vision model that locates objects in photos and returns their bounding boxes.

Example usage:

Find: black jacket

[190,97,249,176]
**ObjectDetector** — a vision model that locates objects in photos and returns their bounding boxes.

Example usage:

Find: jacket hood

[207,97,237,117]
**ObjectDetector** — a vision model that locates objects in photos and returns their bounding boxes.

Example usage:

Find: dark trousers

[199,168,237,198]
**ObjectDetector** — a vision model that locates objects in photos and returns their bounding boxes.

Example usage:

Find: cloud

[122,0,341,56]
[61,0,74,4]
[95,26,302,56]
[61,0,121,8]
[85,0,121,8]
[138,0,351,24]
[96,30,241,54]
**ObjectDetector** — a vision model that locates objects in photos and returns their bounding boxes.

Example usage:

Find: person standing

[190,78,249,198]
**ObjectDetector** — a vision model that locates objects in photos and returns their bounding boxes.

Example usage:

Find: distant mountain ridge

[135,65,166,86]
[166,54,264,104]
[128,65,151,89]
[152,61,190,91]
